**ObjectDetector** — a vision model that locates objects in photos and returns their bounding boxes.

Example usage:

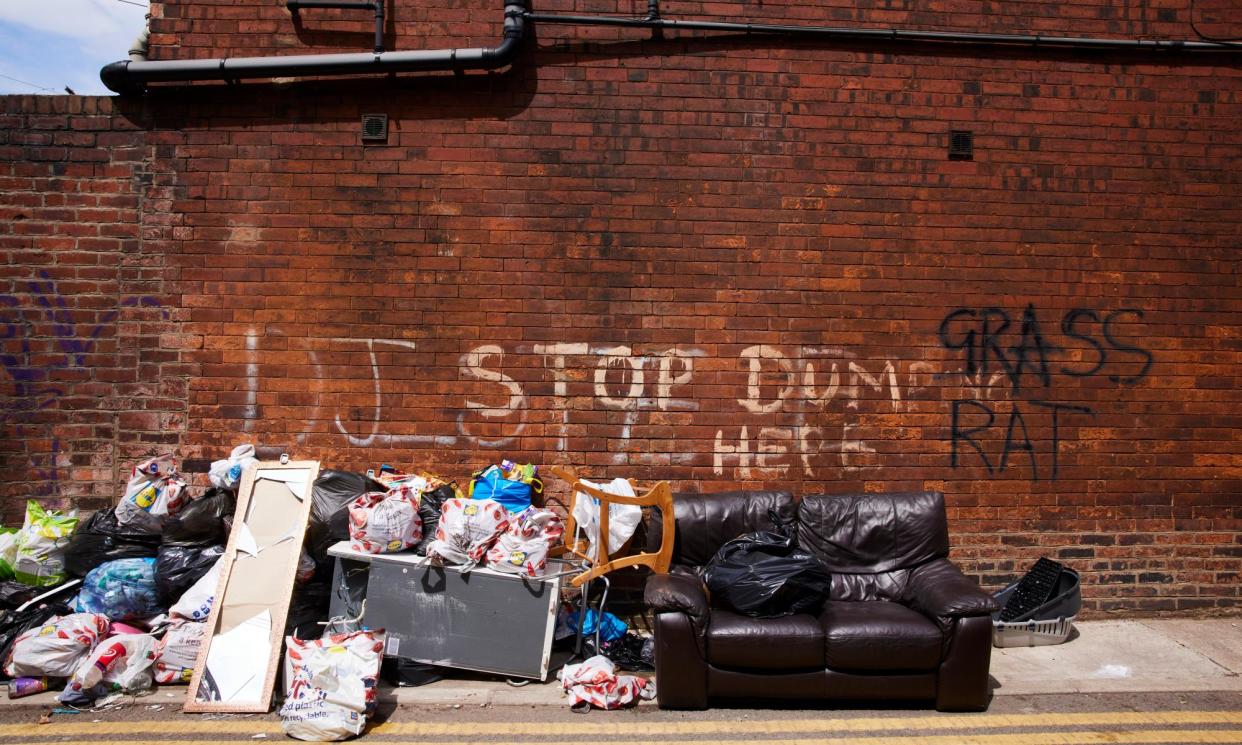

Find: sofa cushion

[820,600,943,671]
[798,492,949,574]
[708,610,824,670]
[829,569,909,603]
[650,490,797,568]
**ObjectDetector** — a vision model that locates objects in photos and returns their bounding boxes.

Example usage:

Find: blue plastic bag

[74,557,162,621]
[469,466,533,513]
[563,609,627,643]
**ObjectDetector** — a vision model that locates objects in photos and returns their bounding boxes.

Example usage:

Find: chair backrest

[648,490,797,568]
[549,466,675,587]
[797,492,949,574]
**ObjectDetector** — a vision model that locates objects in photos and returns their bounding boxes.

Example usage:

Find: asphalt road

[1,691,1240,743]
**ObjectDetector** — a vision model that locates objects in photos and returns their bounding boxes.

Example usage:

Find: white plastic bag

[64,633,157,696]
[279,630,384,742]
[169,556,222,622]
[0,528,17,579]
[116,454,187,534]
[154,620,205,684]
[347,482,424,554]
[559,654,655,710]
[208,443,259,489]
[571,478,642,559]
[3,612,109,678]
[425,498,509,568]
[486,507,564,577]
[12,500,79,587]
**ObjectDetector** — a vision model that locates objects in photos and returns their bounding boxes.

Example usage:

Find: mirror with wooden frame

[184,460,319,713]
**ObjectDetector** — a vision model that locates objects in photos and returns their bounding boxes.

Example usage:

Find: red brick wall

[5,0,1242,613]
[0,96,182,518]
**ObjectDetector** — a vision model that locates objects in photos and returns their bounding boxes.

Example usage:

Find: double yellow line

[0,710,1239,743]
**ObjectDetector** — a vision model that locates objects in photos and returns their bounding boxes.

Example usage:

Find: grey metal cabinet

[326,543,566,681]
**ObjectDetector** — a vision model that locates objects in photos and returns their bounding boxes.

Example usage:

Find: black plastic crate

[993,561,1082,623]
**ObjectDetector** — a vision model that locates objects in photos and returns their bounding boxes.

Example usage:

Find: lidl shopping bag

[115,454,187,534]
[486,507,564,577]
[347,483,423,554]
[424,498,508,568]
[3,612,109,678]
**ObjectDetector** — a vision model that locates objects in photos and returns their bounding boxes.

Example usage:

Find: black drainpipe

[101,0,1242,94]
[523,11,1242,53]
[100,0,527,94]
[287,0,386,54]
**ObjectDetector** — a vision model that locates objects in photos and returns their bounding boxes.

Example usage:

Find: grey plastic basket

[992,614,1076,647]
[990,565,1081,648]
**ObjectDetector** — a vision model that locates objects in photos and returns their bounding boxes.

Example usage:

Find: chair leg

[653,612,708,709]
[935,615,994,712]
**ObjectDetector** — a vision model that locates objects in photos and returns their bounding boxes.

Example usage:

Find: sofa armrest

[904,558,999,618]
[645,572,711,634]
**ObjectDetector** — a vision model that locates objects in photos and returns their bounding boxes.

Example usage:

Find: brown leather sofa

[644,490,998,710]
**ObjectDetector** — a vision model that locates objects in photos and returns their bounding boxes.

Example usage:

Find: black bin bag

[162,487,235,547]
[155,544,224,606]
[700,509,832,618]
[64,508,162,578]
[154,487,235,607]
[0,600,74,678]
[307,470,385,565]
[413,483,456,555]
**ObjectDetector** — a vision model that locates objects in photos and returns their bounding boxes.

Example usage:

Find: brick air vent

[361,113,388,142]
[949,130,973,160]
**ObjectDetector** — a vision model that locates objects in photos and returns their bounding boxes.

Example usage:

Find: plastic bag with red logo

[347,483,423,554]
[424,498,509,569]
[2,612,109,678]
[486,507,564,578]
[60,633,157,703]
[558,654,655,710]
[116,454,187,534]
[279,630,384,741]
[153,620,205,685]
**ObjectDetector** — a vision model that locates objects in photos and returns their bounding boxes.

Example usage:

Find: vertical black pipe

[374,0,384,54]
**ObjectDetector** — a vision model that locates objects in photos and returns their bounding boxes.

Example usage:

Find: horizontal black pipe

[100,0,525,93]
[525,11,1242,53]
[287,0,375,10]
[101,1,1242,94]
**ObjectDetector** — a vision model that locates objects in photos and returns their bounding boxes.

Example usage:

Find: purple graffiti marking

[1,271,162,424]
[26,435,62,499]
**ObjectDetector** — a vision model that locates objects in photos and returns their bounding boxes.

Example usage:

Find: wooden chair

[548,465,675,588]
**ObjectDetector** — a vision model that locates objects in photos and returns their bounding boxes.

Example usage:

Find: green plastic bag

[0,527,17,581]
[13,501,79,587]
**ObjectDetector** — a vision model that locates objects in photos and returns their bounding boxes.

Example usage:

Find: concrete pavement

[990,619,1242,697]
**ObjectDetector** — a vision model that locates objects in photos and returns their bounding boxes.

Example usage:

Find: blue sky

[0,0,148,96]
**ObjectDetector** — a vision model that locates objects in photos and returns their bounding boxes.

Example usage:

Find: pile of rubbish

[343,462,564,578]
[0,449,252,707]
[1,449,656,737]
